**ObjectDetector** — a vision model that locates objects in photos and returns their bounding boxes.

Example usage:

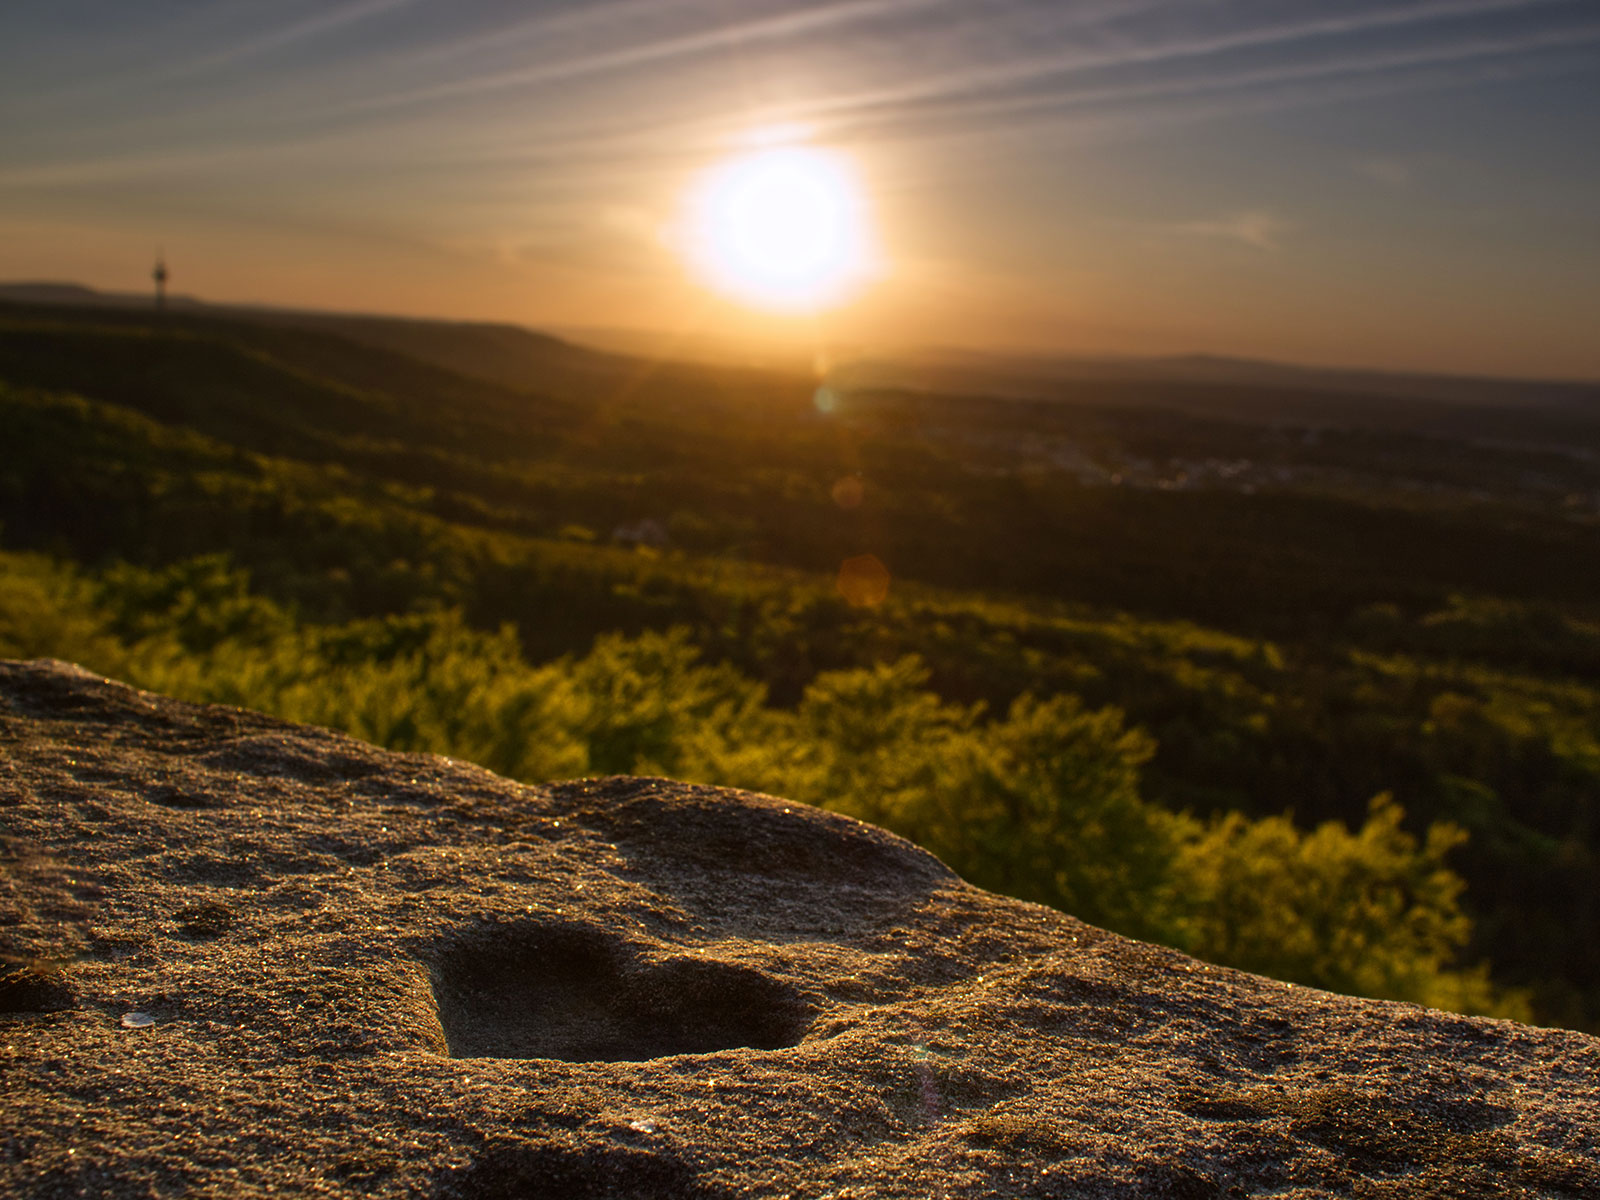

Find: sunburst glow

[683,144,873,312]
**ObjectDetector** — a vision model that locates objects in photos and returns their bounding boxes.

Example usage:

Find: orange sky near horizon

[3,1,1598,381]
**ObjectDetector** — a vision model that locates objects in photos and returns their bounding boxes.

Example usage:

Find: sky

[2,0,1598,378]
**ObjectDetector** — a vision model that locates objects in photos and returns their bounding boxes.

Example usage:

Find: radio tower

[152,252,168,311]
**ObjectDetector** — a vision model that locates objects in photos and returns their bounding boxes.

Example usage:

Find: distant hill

[0,282,132,306]
[832,348,1600,437]
[5,280,1598,449]
[0,281,660,403]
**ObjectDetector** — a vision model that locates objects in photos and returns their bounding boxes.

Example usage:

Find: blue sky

[2,0,1597,376]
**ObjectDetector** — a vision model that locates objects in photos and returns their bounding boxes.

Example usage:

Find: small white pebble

[628,1119,657,1134]
[121,1012,155,1029]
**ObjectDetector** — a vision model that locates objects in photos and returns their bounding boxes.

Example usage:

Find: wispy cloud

[13,0,1595,172]
[429,0,1572,112]
[1356,158,1420,188]
[1165,212,1292,252]
[3,0,1596,239]
[179,0,426,74]
[343,0,953,115]
[750,0,1600,144]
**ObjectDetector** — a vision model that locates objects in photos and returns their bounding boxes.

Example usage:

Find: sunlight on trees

[0,547,1533,1020]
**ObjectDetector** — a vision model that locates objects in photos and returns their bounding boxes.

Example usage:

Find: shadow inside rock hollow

[438,1138,736,1200]
[427,922,815,1062]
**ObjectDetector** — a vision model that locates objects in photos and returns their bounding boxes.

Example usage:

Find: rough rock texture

[2,658,1597,1200]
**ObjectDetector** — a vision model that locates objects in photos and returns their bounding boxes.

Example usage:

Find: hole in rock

[0,964,75,1014]
[430,925,810,1061]
[451,1140,732,1200]
[145,784,216,811]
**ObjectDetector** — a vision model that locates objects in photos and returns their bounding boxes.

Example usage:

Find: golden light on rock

[836,553,890,608]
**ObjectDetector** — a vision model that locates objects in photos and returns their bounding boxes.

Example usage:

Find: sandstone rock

[2,657,1596,1198]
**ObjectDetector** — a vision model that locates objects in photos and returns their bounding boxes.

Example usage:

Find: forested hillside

[5,299,1598,1029]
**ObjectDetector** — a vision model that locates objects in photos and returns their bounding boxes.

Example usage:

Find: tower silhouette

[152,254,168,311]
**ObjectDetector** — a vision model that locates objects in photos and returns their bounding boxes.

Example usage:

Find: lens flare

[836,554,890,607]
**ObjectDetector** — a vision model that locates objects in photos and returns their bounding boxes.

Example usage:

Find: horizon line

[1,276,1596,391]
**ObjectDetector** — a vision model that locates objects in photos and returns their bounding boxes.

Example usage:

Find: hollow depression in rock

[428,924,812,1061]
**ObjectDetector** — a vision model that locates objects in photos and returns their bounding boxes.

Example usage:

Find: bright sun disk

[683,144,872,312]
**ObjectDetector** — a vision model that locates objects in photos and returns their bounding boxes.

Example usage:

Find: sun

[682,143,873,312]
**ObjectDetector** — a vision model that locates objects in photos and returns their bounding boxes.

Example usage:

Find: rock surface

[2,657,1597,1199]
